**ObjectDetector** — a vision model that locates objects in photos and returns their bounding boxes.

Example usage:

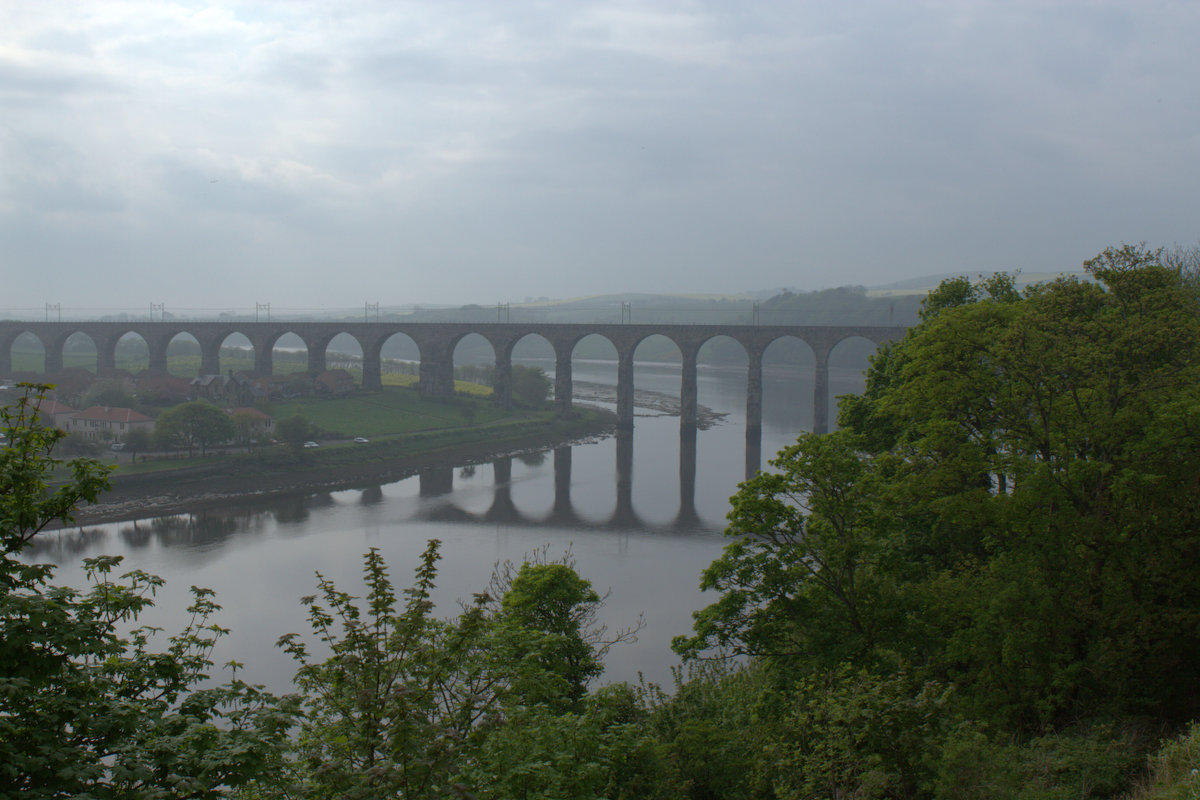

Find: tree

[273,543,519,799]
[154,400,236,456]
[229,410,263,448]
[123,426,153,461]
[511,365,551,407]
[263,544,647,800]
[82,378,137,409]
[677,245,1200,779]
[274,414,312,453]
[499,564,603,709]
[0,384,297,797]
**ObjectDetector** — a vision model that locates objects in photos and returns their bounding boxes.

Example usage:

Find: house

[225,407,275,437]
[134,373,191,403]
[315,369,355,395]
[189,374,233,401]
[44,368,95,398]
[67,406,154,442]
[31,398,78,429]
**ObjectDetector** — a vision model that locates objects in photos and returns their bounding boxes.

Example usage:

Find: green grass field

[265,386,508,438]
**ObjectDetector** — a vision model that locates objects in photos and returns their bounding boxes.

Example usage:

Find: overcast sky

[2,1,1198,312]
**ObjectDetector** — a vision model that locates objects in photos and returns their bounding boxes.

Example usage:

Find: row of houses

[33,399,155,442]
[32,399,275,443]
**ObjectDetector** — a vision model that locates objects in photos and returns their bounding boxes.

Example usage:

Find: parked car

[353,436,369,444]
[110,442,125,451]
[303,441,320,449]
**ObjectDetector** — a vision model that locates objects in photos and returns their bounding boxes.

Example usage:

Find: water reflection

[416,429,713,534]
[31,426,719,567]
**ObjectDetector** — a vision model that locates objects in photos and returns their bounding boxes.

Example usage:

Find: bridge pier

[199,339,220,375]
[0,348,9,377]
[148,336,170,374]
[680,346,699,431]
[613,429,634,524]
[745,349,763,438]
[44,345,63,375]
[679,425,698,524]
[419,347,454,397]
[493,351,512,408]
[362,349,382,391]
[307,344,325,375]
[553,446,572,519]
[616,351,635,428]
[419,467,454,496]
[253,340,273,377]
[485,458,516,521]
[813,348,830,435]
[98,337,118,373]
[554,349,573,417]
[745,426,762,481]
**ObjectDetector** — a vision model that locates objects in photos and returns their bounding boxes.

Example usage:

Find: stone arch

[371,331,422,390]
[826,334,879,432]
[508,331,556,362]
[450,332,495,395]
[502,332,556,410]
[695,333,750,415]
[215,331,254,375]
[761,334,818,433]
[58,331,99,374]
[562,333,620,419]
[7,330,47,374]
[110,331,150,373]
[311,332,365,383]
[631,334,685,411]
[165,331,202,377]
[268,331,309,377]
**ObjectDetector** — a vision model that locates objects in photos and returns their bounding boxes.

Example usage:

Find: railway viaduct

[0,320,908,435]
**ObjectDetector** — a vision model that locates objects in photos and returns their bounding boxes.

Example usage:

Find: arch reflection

[414,431,715,534]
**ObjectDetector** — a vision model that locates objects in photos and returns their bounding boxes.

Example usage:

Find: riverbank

[59,408,616,528]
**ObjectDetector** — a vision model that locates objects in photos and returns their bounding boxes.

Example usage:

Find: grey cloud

[1,1,1199,310]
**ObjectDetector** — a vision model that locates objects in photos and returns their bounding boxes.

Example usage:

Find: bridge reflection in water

[416,426,713,534]
[27,426,723,566]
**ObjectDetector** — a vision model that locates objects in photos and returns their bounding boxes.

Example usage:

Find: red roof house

[67,406,154,441]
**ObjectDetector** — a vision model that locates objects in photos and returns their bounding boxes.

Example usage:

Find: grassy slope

[265,386,508,438]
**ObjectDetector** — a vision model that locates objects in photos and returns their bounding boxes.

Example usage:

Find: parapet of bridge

[0,320,907,435]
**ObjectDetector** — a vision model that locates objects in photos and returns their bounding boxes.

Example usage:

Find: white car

[353,436,369,444]
[303,441,320,449]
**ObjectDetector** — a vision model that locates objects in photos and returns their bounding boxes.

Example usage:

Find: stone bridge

[0,320,908,435]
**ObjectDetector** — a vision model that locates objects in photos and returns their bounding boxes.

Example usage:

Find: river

[28,359,867,691]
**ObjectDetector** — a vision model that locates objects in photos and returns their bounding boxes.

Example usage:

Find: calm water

[30,360,866,691]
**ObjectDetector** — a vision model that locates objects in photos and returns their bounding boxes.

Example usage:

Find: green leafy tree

[82,378,137,409]
[675,245,1200,794]
[0,385,297,798]
[229,410,263,448]
[500,563,603,709]
[274,542,510,799]
[122,426,153,461]
[274,413,311,453]
[154,400,236,456]
[264,544,649,800]
[511,365,551,407]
